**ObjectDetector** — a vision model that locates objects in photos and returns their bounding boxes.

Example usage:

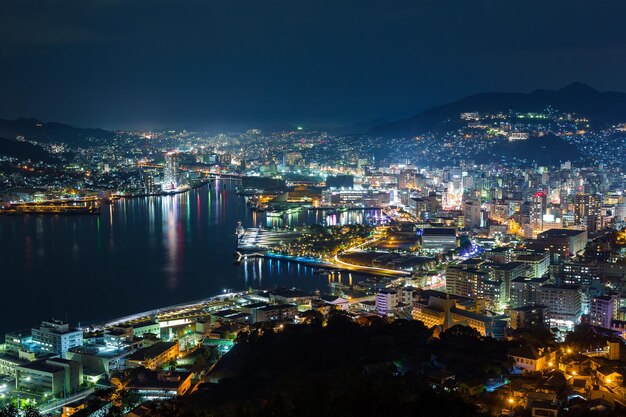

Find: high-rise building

[464,199,481,229]
[538,284,582,329]
[488,262,528,306]
[163,152,179,190]
[574,193,601,232]
[530,191,547,232]
[376,288,398,316]
[561,260,600,288]
[516,252,550,279]
[589,294,620,329]
[510,276,551,308]
[446,264,505,309]
[509,305,548,330]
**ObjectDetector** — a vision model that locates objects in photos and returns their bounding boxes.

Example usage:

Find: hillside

[0,118,114,145]
[371,83,626,137]
[0,137,59,163]
[475,133,580,165]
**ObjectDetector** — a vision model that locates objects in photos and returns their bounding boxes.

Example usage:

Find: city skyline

[2,2,626,416]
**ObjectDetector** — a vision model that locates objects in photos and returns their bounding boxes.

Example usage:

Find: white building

[538,284,582,330]
[589,294,619,329]
[31,320,83,357]
[376,289,399,316]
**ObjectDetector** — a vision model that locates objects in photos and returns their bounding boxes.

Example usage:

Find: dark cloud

[1,0,625,129]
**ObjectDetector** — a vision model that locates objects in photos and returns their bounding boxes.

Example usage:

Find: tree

[0,404,17,417]
[565,324,611,352]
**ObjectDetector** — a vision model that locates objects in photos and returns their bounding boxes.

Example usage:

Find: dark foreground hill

[141,316,506,417]
[372,83,626,137]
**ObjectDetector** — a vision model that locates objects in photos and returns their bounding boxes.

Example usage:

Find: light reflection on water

[0,180,374,334]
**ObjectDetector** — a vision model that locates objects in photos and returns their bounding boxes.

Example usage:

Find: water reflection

[0,180,372,335]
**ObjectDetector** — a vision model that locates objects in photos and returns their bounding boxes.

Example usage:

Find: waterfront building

[31,320,83,357]
[252,304,298,323]
[163,152,179,190]
[4,330,32,354]
[16,358,83,396]
[126,341,179,371]
[0,353,28,378]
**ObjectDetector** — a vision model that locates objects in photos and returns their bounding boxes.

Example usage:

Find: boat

[266,209,283,217]
[0,204,100,215]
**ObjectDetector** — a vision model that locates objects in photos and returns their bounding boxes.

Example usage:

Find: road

[327,234,412,278]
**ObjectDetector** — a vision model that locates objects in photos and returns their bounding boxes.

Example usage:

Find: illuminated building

[443,179,463,209]
[508,132,529,141]
[16,358,83,396]
[529,229,587,259]
[0,354,27,378]
[574,193,600,232]
[144,174,156,194]
[376,288,398,316]
[589,294,619,329]
[163,152,179,190]
[126,341,179,370]
[561,260,599,288]
[283,151,303,167]
[463,199,481,229]
[509,305,548,330]
[398,168,419,189]
[530,191,547,233]
[516,252,550,278]
[446,262,506,309]
[510,276,551,308]
[407,193,440,221]
[420,227,457,253]
[413,291,507,338]
[460,112,480,121]
[538,284,582,329]
[375,287,413,316]
[489,262,527,305]
[31,320,83,357]
[508,345,555,372]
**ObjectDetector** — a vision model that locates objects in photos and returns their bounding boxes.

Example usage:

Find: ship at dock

[0,199,101,215]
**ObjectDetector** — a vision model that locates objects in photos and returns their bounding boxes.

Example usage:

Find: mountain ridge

[370,83,626,137]
[0,117,114,145]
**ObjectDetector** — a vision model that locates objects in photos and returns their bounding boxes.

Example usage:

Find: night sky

[2,0,625,130]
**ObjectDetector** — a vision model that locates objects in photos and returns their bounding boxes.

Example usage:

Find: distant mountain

[371,83,626,137]
[0,137,59,163]
[0,118,114,145]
